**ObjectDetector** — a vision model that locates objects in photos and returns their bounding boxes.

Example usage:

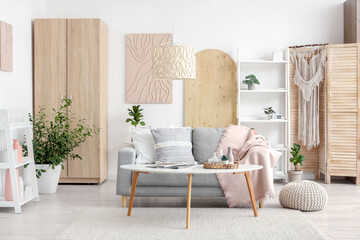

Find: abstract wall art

[0,21,13,72]
[126,33,173,103]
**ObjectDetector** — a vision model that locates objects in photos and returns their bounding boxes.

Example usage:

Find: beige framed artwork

[0,21,13,72]
[126,33,173,103]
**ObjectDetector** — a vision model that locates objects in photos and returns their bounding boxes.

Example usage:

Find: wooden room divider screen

[289,43,360,185]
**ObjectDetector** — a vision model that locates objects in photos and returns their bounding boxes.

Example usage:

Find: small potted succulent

[263,107,281,120]
[243,74,260,90]
[288,143,305,182]
[126,105,145,127]
[221,155,228,164]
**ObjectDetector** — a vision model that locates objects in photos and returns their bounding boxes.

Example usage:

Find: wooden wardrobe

[289,43,360,185]
[33,19,108,184]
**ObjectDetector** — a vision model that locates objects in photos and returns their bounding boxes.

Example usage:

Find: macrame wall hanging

[290,45,327,150]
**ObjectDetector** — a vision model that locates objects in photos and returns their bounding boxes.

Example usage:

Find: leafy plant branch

[126,105,145,127]
[24,98,99,178]
[290,143,305,171]
[243,74,260,86]
[263,107,276,115]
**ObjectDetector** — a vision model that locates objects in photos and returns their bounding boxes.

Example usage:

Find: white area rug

[53,207,323,240]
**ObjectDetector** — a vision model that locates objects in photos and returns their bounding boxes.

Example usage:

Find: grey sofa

[116,127,264,208]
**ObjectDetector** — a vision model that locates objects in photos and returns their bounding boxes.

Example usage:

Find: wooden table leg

[186,174,192,229]
[244,172,258,217]
[127,171,139,216]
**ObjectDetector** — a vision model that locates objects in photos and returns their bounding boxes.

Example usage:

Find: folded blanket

[216,125,282,207]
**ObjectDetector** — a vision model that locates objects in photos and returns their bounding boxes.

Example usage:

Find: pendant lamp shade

[152,44,196,80]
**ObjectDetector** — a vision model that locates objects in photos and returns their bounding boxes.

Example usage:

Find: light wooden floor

[0,179,359,240]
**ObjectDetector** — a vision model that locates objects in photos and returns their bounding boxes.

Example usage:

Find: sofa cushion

[192,127,225,163]
[129,127,156,164]
[136,173,221,187]
[151,127,195,163]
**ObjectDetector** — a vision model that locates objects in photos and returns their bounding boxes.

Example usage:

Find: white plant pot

[35,164,61,195]
[248,85,255,90]
[287,170,303,182]
[269,113,282,120]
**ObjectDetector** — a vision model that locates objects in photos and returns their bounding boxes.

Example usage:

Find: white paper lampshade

[152,44,196,80]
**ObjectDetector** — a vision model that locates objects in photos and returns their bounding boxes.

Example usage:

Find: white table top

[121,164,263,175]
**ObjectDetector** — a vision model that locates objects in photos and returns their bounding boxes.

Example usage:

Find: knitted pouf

[279,180,328,212]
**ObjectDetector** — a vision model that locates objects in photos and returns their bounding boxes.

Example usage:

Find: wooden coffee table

[121,164,263,229]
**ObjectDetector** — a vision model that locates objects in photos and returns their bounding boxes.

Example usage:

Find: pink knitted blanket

[216,125,282,207]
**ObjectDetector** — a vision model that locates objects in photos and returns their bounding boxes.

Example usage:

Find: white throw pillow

[129,127,156,164]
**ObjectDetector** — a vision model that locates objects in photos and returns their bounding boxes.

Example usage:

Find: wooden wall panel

[33,19,68,178]
[344,0,358,43]
[318,62,327,174]
[0,21,13,72]
[126,33,173,103]
[184,49,237,128]
[289,49,320,174]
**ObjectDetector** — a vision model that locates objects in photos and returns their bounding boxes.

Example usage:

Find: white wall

[0,0,44,111]
[38,0,345,178]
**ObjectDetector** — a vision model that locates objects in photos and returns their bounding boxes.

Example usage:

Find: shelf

[16,157,33,168]
[20,193,38,206]
[0,157,33,169]
[0,122,30,130]
[239,118,289,123]
[239,89,288,93]
[271,144,289,151]
[0,193,37,207]
[238,59,287,64]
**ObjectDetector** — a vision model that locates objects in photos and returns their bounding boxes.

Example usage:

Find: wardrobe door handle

[61,93,64,102]
[69,94,72,101]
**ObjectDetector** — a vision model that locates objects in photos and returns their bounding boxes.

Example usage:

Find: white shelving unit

[237,58,290,180]
[0,110,39,213]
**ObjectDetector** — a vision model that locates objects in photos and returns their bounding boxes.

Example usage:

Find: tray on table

[203,161,239,169]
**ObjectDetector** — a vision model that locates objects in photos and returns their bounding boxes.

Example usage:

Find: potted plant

[24,99,98,194]
[126,105,146,127]
[243,74,260,90]
[221,155,228,164]
[263,107,282,120]
[288,143,305,182]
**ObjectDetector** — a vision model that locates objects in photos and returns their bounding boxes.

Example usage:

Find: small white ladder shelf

[0,110,39,213]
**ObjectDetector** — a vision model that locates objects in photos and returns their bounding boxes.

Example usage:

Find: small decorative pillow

[151,127,195,163]
[129,127,156,164]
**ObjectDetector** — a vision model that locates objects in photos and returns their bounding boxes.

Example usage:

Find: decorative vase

[5,169,20,201]
[222,160,229,164]
[227,147,234,163]
[208,153,219,163]
[35,164,62,194]
[13,139,22,163]
[217,149,223,160]
[248,85,255,90]
[250,128,257,135]
[287,170,303,182]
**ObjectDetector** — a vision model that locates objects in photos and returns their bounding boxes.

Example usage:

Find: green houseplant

[263,107,276,116]
[243,74,260,90]
[263,106,280,120]
[126,105,145,127]
[288,143,305,182]
[25,99,99,194]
